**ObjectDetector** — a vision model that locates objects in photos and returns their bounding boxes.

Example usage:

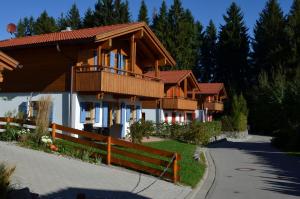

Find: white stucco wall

[0,92,70,125]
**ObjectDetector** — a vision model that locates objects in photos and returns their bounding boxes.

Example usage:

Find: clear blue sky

[0,0,294,40]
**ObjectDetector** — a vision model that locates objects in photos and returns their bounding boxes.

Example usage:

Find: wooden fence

[0,118,180,183]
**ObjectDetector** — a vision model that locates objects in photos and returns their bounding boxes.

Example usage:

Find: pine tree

[216,2,250,93]
[252,0,288,78]
[82,8,95,28]
[66,3,81,30]
[94,0,114,26]
[138,0,149,24]
[287,0,300,70]
[16,17,35,37]
[199,20,217,82]
[34,11,58,34]
[167,0,200,69]
[113,0,131,23]
[152,0,168,47]
[57,13,68,30]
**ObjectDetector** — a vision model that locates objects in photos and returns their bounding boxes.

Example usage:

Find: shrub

[128,120,155,144]
[0,125,20,141]
[187,121,222,145]
[0,163,16,199]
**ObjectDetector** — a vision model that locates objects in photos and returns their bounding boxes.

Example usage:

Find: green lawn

[144,140,206,187]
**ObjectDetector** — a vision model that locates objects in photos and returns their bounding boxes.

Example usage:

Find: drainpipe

[69,65,74,127]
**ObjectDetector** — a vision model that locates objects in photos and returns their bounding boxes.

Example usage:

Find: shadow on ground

[208,136,300,197]
[41,187,149,199]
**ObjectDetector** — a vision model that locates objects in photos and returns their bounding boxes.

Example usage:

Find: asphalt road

[208,135,300,199]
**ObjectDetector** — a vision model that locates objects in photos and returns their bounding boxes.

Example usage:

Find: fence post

[173,153,178,183]
[107,136,111,165]
[51,123,56,140]
[6,117,10,123]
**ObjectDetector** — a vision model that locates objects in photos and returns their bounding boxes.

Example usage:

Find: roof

[0,22,176,66]
[0,23,139,48]
[197,83,226,95]
[145,70,192,84]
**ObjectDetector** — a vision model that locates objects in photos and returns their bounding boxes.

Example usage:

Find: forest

[15,0,300,150]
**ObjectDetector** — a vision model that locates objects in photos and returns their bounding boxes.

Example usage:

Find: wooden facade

[203,101,224,111]
[0,23,175,98]
[162,97,197,110]
[0,51,19,83]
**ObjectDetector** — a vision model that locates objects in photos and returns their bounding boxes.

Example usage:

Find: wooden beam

[0,61,14,71]
[155,60,159,78]
[158,57,167,66]
[101,39,112,50]
[0,72,3,83]
[96,92,105,100]
[97,46,102,66]
[184,78,188,98]
[130,35,136,73]
[134,29,144,39]
[192,89,195,100]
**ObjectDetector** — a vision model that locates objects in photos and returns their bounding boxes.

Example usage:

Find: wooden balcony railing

[162,97,197,110]
[203,101,224,111]
[75,65,164,98]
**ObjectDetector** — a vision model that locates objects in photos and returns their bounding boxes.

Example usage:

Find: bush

[186,121,222,145]
[0,163,16,199]
[128,120,155,144]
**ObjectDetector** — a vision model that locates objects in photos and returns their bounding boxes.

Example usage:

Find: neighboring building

[142,70,199,124]
[193,83,227,122]
[0,22,175,138]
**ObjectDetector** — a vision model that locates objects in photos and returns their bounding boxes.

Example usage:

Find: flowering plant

[41,135,53,145]
[16,128,31,136]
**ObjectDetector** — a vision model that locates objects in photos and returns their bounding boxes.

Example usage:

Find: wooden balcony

[203,101,224,111]
[162,97,197,110]
[75,66,164,98]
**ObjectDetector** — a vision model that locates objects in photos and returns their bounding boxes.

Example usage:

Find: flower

[41,135,53,144]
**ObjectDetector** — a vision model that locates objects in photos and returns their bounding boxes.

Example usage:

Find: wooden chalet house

[193,83,227,122]
[142,70,199,124]
[0,22,175,138]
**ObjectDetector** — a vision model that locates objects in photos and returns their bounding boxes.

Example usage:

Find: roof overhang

[0,51,19,82]
[95,22,176,67]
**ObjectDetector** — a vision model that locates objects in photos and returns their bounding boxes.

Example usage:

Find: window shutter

[136,105,141,121]
[95,103,100,123]
[126,105,131,122]
[110,51,115,73]
[102,102,109,127]
[80,102,86,123]
[121,103,126,137]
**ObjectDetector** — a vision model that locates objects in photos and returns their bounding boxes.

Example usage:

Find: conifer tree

[34,11,58,34]
[82,8,95,28]
[287,0,300,70]
[252,0,288,78]
[152,0,168,47]
[66,3,81,30]
[216,2,250,93]
[199,20,217,82]
[94,0,114,26]
[16,17,35,37]
[138,0,149,24]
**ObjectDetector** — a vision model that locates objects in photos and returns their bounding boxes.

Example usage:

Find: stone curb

[186,148,216,199]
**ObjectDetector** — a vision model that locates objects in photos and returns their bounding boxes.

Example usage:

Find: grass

[17,135,205,187]
[144,140,206,187]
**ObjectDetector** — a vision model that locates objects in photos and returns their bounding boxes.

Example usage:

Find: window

[28,101,53,122]
[80,102,100,124]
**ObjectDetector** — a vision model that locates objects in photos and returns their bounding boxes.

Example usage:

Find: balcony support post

[155,60,159,78]
[184,78,188,98]
[97,45,102,66]
[130,35,136,73]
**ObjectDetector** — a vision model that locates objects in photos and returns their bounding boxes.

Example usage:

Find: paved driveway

[0,141,191,199]
[208,135,300,199]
